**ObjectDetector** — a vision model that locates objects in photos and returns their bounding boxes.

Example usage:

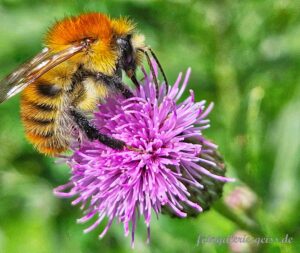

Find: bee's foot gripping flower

[54,63,234,247]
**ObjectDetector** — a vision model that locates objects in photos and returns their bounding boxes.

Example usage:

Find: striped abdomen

[20,66,110,156]
[21,79,71,156]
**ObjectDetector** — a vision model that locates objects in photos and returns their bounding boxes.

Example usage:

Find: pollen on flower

[54,62,233,247]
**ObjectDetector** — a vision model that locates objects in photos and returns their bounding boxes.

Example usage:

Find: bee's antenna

[148,48,169,94]
[138,48,159,98]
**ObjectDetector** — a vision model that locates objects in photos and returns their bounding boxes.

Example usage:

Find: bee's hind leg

[70,108,125,150]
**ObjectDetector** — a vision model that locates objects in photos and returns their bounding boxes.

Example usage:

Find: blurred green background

[0,0,299,252]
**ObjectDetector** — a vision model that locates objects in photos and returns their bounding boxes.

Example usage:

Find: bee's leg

[95,73,134,98]
[70,108,125,150]
[130,75,140,89]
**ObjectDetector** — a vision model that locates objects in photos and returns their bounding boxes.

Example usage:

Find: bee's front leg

[70,108,126,150]
[95,73,134,99]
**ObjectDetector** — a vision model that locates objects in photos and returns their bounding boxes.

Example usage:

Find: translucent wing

[0,43,86,103]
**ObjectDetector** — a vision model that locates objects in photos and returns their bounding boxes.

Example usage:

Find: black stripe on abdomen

[36,83,62,97]
[25,117,55,125]
[25,99,57,112]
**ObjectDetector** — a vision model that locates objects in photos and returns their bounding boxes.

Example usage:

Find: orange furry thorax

[45,13,136,75]
[45,13,135,51]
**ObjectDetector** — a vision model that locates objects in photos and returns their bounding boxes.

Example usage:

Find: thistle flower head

[54,63,233,247]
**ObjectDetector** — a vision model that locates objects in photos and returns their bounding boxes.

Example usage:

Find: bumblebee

[0,13,167,156]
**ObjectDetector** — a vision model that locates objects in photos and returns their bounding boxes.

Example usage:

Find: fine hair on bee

[0,12,168,156]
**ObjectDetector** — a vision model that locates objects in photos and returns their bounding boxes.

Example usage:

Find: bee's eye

[116,37,129,51]
[116,35,134,65]
[116,34,136,72]
[116,38,124,45]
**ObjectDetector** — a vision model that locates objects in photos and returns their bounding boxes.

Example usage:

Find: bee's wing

[0,43,86,103]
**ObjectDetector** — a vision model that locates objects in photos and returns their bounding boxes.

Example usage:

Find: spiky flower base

[163,137,227,217]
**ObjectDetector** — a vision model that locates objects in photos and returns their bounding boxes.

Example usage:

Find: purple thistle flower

[54,63,233,247]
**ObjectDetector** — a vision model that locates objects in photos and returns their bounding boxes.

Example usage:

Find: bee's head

[111,18,145,78]
[115,34,138,78]
[45,13,145,77]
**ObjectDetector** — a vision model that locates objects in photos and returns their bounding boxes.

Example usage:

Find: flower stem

[213,200,265,237]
